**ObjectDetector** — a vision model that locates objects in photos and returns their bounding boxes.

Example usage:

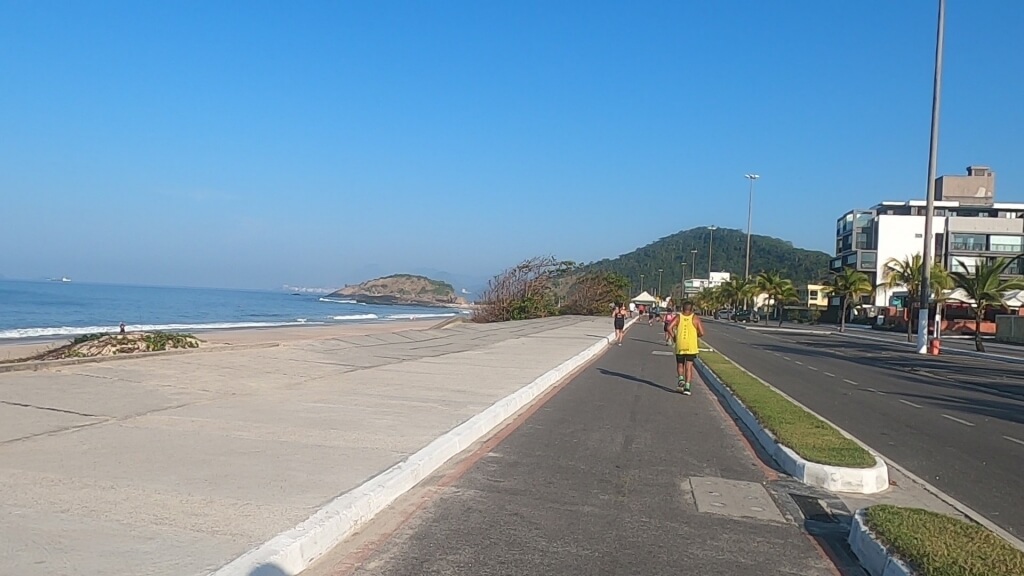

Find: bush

[560,271,629,316]
[473,257,571,323]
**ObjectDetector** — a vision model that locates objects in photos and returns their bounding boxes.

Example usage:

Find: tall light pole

[917,0,946,355]
[657,268,664,301]
[744,174,760,279]
[680,262,687,302]
[707,225,718,280]
[690,249,698,281]
[640,274,645,294]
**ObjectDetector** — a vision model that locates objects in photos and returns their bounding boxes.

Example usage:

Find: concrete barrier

[209,318,635,576]
[696,356,889,494]
[848,510,913,576]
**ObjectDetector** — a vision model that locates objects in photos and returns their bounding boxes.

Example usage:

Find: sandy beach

[0,319,448,363]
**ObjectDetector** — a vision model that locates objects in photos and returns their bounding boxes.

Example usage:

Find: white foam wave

[385,313,457,320]
[0,321,324,340]
[319,297,357,304]
[329,314,379,321]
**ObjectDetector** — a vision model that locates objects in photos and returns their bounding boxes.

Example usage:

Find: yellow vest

[675,313,699,355]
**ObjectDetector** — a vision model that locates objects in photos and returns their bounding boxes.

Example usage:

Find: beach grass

[865,505,1024,576]
[699,348,876,468]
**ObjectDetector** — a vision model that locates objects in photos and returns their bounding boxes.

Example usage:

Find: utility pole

[690,249,698,281]
[680,262,687,303]
[657,269,664,301]
[640,274,645,294]
[707,226,718,280]
[918,0,946,355]
[744,174,760,279]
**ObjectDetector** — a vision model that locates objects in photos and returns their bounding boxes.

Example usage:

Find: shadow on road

[597,368,677,394]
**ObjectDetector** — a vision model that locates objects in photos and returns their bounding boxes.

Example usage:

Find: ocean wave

[0,321,325,340]
[385,313,457,320]
[328,314,379,321]
[318,297,357,304]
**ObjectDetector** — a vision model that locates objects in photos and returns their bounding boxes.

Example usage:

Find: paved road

[702,321,1024,539]
[310,325,864,576]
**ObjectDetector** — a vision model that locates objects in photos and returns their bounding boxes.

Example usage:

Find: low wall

[996,315,1024,344]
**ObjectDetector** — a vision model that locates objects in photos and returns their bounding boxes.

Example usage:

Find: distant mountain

[583,227,831,291]
[327,274,466,307]
[409,268,489,298]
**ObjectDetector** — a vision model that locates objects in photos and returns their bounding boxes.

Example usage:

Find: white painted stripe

[865,387,885,395]
[823,372,836,377]
[651,351,674,356]
[782,356,792,361]
[942,414,975,427]
[1004,436,1024,447]
[807,366,819,371]
[794,361,804,366]
[899,399,923,408]
[843,379,859,386]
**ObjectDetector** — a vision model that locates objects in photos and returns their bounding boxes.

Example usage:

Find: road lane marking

[941,414,975,427]
[899,399,923,408]
[651,351,674,356]
[843,379,859,386]
[794,361,803,366]
[865,387,887,395]
[1005,436,1024,447]
[782,356,791,361]
[807,366,819,371]
[823,372,836,377]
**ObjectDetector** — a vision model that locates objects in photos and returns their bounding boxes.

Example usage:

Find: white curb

[209,318,634,576]
[695,357,889,494]
[848,509,914,576]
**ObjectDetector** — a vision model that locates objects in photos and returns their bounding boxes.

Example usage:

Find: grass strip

[699,349,875,468]
[865,505,1024,576]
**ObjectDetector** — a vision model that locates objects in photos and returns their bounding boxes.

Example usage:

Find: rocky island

[327,274,468,307]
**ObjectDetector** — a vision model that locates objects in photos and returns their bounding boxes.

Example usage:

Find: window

[809,290,819,299]
[950,256,985,274]
[854,213,873,228]
[844,254,857,265]
[860,251,877,271]
[830,258,843,271]
[1005,258,1023,275]
[855,232,872,250]
[990,235,1023,253]
[935,209,946,216]
[950,233,986,251]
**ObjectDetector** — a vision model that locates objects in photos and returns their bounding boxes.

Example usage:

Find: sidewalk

[0,316,617,576]
[307,324,861,576]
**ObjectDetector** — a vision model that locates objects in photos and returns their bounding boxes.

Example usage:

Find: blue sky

[1,1,1021,289]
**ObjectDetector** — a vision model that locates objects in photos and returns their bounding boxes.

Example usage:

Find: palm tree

[881,254,954,342]
[824,267,873,332]
[948,257,1024,352]
[756,271,798,326]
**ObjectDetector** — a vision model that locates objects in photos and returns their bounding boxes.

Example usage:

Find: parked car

[731,310,760,323]
[715,309,733,320]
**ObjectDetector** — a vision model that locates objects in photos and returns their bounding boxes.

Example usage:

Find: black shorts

[614,318,625,330]
[676,354,697,364]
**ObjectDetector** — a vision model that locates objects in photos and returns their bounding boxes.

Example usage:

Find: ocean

[0,280,467,340]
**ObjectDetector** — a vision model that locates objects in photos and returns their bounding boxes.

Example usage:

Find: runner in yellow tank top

[669,301,704,395]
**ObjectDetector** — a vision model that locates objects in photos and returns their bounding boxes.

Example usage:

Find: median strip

[699,349,875,469]
[860,505,1024,576]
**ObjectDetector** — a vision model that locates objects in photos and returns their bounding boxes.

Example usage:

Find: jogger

[669,301,704,395]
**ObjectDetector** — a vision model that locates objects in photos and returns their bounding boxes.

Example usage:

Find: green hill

[584,227,831,293]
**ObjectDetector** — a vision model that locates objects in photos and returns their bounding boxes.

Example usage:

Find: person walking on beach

[669,301,704,395]
[662,307,676,346]
[612,302,628,346]
[119,322,126,335]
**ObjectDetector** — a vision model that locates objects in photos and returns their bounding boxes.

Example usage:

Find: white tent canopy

[631,291,657,305]
[940,288,1024,308]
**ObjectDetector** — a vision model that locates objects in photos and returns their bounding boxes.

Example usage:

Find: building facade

[831,167,1024,307]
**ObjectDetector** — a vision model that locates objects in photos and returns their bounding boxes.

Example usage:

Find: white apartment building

[831,166,1024,307]
[684,271,731,296]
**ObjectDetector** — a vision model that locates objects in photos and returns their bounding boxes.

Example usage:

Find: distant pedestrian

[119,322,126,335]
[662,307,676,346]
[670,301,705,395]
[612,302,627,346]
[628,301,636,318]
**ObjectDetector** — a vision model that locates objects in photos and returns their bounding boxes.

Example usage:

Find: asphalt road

[702,321,1024,538]
[770,321,1024,359]
[313,325,861,576]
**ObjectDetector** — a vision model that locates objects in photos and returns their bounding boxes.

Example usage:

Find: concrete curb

[0,342,282,374]
[848,509,914,576]
[695,356,889,494]
[209,318,635,576]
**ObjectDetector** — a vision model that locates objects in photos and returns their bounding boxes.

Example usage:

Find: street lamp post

[744,174,760,279]
[640,274,645,294]
[657,269,664,301]
[917,0,946,355]
[707,226,718,279]
[680,262,687,303]
[690,249,698,281]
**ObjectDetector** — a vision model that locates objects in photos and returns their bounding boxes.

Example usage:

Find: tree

[824,267,873,332]
[756,271,798,326]
[474,257,573,322]
[561,271,630,316]
[948,257,1024,352]
[881,253,954,342]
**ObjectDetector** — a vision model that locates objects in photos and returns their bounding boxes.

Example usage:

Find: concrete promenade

[0,317,617,576]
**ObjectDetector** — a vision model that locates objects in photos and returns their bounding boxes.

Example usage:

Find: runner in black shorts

[612,302,627,346]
